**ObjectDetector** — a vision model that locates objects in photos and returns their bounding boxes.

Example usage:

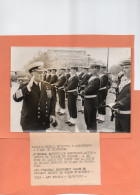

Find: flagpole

[107,48,109,72]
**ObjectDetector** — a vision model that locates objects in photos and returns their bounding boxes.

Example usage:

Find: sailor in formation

[81,63,100,132]
[65,67,79,126]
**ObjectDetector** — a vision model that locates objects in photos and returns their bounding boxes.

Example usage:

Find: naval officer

[13,62,56,131]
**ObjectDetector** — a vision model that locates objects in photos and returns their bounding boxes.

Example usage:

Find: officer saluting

[65,66,79,126]
[82,63,100,132]
[112,59,131,132]
[98,65,109,123]
[13,62,56,131]
[56,68,67,115]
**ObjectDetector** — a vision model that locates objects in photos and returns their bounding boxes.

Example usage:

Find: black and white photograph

[11,47,131,133]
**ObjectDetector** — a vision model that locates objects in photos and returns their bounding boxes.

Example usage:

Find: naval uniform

[98,74,108,115]
[13,81,56,131]
[113,81,131,132]
[50,74,58,98]
[56,75,67,110]
[84,76,100,131]
[65,75,79,119]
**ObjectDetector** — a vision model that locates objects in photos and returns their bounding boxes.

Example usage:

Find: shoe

[65,121,70,124]
[98,120,104,123]
[59,112,65,115]
[57,111,61,114]
[68,123,75,126]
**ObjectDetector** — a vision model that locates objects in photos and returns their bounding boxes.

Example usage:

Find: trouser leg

[84,98,98,131]
[115,114,130,133]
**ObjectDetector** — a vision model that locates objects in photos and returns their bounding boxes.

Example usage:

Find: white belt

[84,95,97,98]
[67,89,78,92]
[99,86,107,90]
[58,86,64,89]
[117,110,131,114]
[80,85,85,87]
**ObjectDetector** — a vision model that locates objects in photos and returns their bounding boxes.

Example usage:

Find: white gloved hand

[107,102,116,108]
[27,75,34,91]
[50,115,56,124]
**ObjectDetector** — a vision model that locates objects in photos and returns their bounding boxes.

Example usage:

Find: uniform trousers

[67,92,78,118]
[98,89,107,115]
[57,89,65,109]
[84,97,98,131]
[115,113,130,132]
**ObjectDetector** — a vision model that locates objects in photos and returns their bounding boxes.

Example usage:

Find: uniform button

[46,102,47,104]
[38,116,40,118]
[38,107,40,109]
[46,115,48,117]
[46,111,48,112]
[43,122,45,125]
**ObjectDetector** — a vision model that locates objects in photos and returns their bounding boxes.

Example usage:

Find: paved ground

[11,82,115,133]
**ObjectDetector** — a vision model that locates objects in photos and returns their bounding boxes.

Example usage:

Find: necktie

[36,83,40,92]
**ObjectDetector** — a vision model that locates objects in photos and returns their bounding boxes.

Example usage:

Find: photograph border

[0,35,134,139]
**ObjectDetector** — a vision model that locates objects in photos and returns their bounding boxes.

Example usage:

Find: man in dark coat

[13,62,56,131]
[82,63,100,132]
[112,59,131,133]
[65,67,79,126]
[56,68,67,115]
[98,65,109,123]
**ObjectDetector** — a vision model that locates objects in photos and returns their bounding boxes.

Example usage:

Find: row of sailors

[42,65,109,126]
[13,60,131,132]
[42,60,130,133]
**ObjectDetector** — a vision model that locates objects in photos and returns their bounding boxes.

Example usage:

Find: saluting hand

[27,75,34,91]
[50,115,56,124]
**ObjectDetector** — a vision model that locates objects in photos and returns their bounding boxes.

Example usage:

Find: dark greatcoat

[13,81,56,131]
